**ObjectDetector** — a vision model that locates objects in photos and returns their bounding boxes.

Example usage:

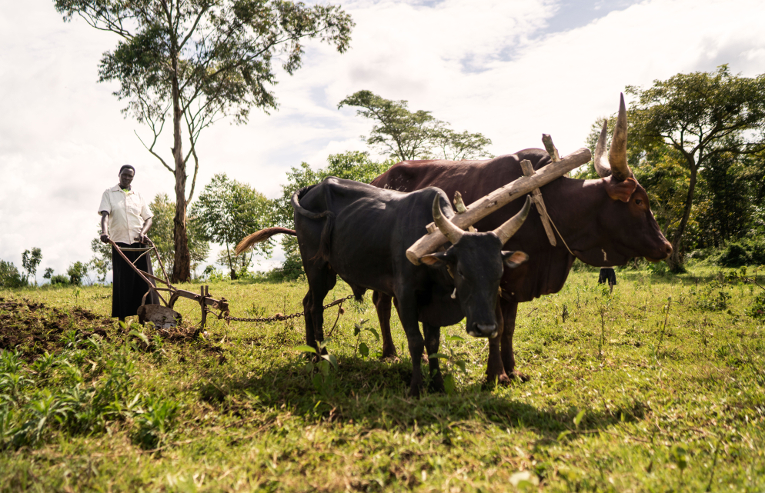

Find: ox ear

[605,176,638,202]
[421,251,450,266]
[502,251,529,268]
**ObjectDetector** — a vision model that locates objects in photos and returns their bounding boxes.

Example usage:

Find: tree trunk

[667,160,698,272]
[170,58,191,282]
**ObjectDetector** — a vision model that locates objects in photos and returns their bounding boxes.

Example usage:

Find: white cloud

[1,0,764,277]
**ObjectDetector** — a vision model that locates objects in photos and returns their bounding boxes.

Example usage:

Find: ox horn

[593,93,633,182]
[432,196,465,244]
[493,196,532,245]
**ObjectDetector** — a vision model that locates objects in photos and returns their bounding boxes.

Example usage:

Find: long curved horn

[609,93,632,181]
[593,93,633,181]
[493,196,532,245]
[432,195,464,244]
[594,119,612,178]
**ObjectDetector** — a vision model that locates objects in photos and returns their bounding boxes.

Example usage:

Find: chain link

[225,295,354,324]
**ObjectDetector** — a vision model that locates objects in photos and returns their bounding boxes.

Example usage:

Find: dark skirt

[598,267,617,286]
[112,242,160,318]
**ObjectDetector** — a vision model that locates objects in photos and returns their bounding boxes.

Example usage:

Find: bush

[66,261,89,286]
[0,260,27,288]
[718,238,765,267]
[49,275,70,286]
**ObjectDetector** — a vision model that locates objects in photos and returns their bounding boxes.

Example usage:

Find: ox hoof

[509,371,531,382]
[380,354,400,363]
[485,373,513,388]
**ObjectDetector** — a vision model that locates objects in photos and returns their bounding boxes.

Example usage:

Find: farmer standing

[98,165,159,322]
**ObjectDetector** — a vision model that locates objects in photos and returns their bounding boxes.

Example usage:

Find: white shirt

[98,185,153,245]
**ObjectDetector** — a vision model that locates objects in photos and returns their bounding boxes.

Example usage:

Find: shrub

[66,262,89,286]
[0,260,27,288]
[49,275,70,286]
[718,238,765,267]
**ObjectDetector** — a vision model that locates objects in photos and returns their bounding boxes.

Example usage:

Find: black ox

[237,178,531,396]
[369,95,673,383]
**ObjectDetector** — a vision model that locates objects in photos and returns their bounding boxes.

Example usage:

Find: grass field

[0,265,763,492]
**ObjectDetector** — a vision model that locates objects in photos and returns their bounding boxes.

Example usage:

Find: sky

[1,0,765,282]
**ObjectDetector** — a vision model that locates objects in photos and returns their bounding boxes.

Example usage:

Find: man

[98,165,159,322]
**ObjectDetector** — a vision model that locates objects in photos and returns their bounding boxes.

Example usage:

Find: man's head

[119,165,135,189]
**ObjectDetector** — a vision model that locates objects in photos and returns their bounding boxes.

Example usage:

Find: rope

[542,210,576,257]
[225,295,354,323]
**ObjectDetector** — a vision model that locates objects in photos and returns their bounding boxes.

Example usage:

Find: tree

[90,237,112,282]
[271,151,394,278]
[627,65,765,270]
[21,248,42,286]
[43,268,55,280]
[54,0,354,282]
[67,261,90,286]
[338,90,493,161]
[0,260,27,288]
[149,193,210,276]
[192,174,272,280]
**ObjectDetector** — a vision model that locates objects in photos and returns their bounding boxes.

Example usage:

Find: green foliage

[54,0,354,280]
[42,267,54,280]
[21,248,42,286]
[49,274,70,286]
[191,174,271,280]
[149,193,209,275]
[717,238,765,267]
[66,261,89,286]
[0,260,27,288]
[746,291,765,319]
[89,237,112,282]
[626,65,765,269]
[339,90,493,161]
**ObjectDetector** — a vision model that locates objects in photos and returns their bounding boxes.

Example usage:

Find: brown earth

[0,296,114,359]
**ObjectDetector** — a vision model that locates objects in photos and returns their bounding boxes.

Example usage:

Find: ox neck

[543,177,610,253]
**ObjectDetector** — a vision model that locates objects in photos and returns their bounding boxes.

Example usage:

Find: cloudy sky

[1,0,764,281]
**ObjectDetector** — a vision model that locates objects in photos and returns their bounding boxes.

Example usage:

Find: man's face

[119,168,134,189]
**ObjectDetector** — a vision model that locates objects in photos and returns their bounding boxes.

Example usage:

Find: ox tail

[291,186,335,262]
[235,227,296,255]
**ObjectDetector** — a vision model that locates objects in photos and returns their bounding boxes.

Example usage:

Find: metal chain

[225,295,354,323]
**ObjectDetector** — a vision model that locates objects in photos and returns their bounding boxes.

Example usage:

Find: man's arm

[138,217,153,244]
[100,211,110,243]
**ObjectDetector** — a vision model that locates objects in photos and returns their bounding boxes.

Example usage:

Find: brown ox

[369,95,672,383]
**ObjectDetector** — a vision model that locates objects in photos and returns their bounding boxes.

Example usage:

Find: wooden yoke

[406,146,591,264]
[520,158,557,246]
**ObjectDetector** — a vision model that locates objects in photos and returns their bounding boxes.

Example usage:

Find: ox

[237,178,531,396]
[370,95,673,383]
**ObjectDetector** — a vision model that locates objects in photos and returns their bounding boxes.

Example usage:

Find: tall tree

[627,65,765,270]
[21,248,43,286]
[54,0,354,281]
[191,174,272,280]
[338,90,493,161]
[149,193,210,276]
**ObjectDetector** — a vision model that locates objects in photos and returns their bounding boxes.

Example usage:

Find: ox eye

[635,199,643,205]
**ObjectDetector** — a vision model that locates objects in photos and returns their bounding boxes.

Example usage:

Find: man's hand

[100,233,110,244]
[137,233,149,244]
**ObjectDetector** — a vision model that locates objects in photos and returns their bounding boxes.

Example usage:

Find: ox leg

[500,300,529,382]
[396,295,425,397]
[373,291,398,359]
[486,301,511,385]
[303,264,336,354]
[423,323,444,393]
[302,290,318,350]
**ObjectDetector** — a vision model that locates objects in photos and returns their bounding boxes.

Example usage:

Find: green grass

[0,266,763,492]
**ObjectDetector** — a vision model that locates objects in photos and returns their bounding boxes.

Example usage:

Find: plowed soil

[0,296,114,359]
